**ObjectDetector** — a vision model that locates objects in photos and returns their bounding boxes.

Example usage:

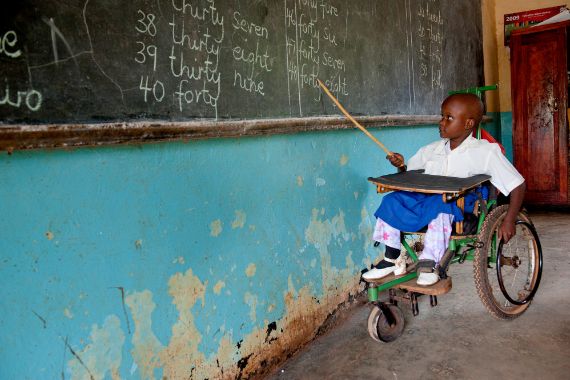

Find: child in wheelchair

[362,93,526,286]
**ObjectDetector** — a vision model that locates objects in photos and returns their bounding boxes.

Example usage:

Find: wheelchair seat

[368,170,491,234]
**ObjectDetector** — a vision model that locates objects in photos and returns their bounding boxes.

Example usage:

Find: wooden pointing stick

[317,79,395,159]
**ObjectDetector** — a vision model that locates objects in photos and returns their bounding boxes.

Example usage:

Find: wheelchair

[364,170,543,343]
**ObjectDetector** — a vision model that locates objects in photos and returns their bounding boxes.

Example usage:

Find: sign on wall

[504,5,565,45]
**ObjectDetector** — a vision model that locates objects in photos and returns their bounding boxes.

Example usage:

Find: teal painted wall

[1,125,437,379]
[499,111,514,162]
[482,112,514,162]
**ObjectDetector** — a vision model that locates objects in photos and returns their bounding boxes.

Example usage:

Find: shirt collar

[440,134,478,154]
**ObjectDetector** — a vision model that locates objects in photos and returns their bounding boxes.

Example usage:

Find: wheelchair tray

[368,170,491,196]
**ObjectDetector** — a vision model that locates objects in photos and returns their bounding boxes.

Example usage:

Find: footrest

[396,277,452,296]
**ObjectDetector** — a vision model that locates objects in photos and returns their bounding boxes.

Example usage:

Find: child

[362,93,525,286]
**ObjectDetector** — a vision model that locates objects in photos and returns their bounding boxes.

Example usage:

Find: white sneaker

[362,265,397,281]
[362,255,407,281]
[417,272,439,286]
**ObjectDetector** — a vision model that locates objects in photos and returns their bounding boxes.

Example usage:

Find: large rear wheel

[473,205,543,319]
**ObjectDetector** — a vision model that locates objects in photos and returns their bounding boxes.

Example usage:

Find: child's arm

[387,153,406,172]
[498,182,526,243]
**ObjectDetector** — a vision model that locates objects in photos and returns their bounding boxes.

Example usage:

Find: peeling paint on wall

[245,263,256,278]
[213,281,225,294]
[231,210,247,229]
[1,121,437,379]
[67,315,125,380]
[359,207,375,268]
[210,219,223,237]
[244,292,258,323]
[125,290,164,380]
[160,268,207,379]
[304,208,354,290]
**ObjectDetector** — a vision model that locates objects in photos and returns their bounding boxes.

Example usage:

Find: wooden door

[511,24,568,205]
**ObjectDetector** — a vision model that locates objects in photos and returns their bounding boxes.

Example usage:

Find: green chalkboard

[0,0,483,124]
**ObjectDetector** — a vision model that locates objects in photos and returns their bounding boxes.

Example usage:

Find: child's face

[439,98,473,141]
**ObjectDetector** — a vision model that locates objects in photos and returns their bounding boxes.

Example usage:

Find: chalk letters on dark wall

[0,0,483,125]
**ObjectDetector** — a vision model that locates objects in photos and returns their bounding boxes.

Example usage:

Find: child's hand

[387,152,405,168]
[498,217,516,243]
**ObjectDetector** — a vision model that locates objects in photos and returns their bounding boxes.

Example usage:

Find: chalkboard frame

[0,0,485,152]
[0,115,443,152]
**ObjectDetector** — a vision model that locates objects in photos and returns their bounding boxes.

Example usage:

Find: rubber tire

[367,304,405,343]
[473,205,541,319]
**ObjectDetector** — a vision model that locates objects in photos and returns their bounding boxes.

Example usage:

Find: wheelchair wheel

[473,205,543,319]
[367,304,405,342]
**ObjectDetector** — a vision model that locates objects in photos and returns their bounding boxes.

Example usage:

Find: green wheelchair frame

[364,85,543,343]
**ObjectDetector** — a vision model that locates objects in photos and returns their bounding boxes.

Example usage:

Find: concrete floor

[267,211,570,380]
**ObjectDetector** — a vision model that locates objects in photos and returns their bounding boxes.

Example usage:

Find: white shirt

[407,135,525,196]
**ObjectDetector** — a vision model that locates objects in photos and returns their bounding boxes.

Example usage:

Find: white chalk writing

[416,0,443,90]
[0,79,43,111]
[231,11,274,97]
[170,0,224,116]
[284,0,349,115]
[0,30,21,58]
[134,8,163,104]
[135,10,157,36]
[0,29,42,112]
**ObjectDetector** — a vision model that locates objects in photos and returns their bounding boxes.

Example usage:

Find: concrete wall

[0,125,436,379]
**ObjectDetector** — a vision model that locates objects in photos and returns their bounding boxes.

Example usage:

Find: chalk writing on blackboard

[0,30,42,112]
[416,0,443,90]
[0,0,483,126]
[231,10,274,97]
[284,0,349,116]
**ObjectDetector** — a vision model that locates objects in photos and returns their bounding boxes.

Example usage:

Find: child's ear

[465,118,475,130]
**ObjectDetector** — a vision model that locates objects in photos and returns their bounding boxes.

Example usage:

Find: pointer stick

[317,79,394,157]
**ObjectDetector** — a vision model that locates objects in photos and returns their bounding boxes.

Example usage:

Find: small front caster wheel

[367,303,405,343]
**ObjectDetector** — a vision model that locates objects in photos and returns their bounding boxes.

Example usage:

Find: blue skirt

[374,188,487,232]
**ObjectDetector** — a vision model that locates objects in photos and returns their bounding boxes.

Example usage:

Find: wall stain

[245,263,256,277]
[244,292,258,323]
[305,208,355,292]
[70,207,366,379]
[339,154,349,166]
[64,307,74,319]
[213,281,225,295]
[296,175,304,187]
[358,207,374,268]
[210,219,223,237]
[265,322,277,343]
[231,210,247,229]
[125,291,164,380]
[67,315,125,380]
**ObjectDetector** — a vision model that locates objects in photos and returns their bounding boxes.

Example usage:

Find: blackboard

[0,0,482,125]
